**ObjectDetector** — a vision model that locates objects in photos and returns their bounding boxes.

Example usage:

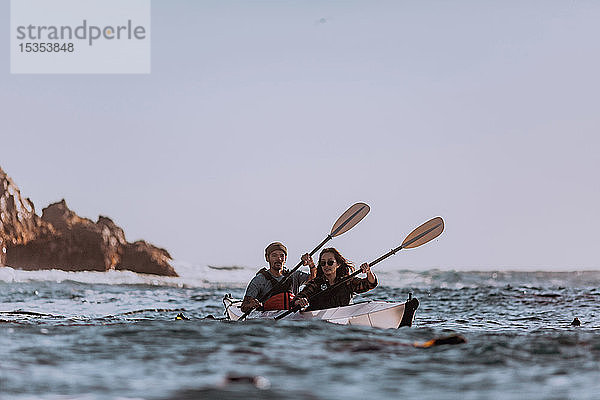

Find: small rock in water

[415,334,467,348]
[174,313,190,320]
[571,317,581,326]
[222,374,271,390]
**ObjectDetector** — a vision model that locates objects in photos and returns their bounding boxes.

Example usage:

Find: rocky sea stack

[0,166,177,277]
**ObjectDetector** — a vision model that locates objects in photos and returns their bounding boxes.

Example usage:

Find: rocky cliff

[0,166,177,276]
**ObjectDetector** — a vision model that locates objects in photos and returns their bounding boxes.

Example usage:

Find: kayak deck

[223,295,419,329]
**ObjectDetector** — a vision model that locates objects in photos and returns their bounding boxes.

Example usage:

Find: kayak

[222,294,419,329]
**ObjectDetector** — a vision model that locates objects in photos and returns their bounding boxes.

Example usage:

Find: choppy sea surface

[1,263,599,400]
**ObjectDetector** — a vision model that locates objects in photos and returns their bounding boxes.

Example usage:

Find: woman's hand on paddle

[293,297,309,309]
[360,263,377,284]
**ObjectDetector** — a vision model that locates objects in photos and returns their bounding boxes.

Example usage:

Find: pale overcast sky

[1,1,599,270]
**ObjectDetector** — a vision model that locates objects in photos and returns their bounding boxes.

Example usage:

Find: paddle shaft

[237,234,332,321]
[275,221,442,320]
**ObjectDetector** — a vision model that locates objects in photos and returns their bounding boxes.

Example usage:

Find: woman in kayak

[292,247,377,311]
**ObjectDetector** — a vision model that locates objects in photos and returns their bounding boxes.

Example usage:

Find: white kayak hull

[223,295,419,329]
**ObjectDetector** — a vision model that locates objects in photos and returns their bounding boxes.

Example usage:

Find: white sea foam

[0,263,463,289]
[2,263,599,289]
[0,261,256,288]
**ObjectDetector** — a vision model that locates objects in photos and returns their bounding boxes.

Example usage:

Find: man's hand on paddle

[240,297,262,313]
[302,253,317,279]
[301,253,315,268]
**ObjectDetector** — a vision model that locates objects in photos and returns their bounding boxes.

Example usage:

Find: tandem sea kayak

[223,294,419,329]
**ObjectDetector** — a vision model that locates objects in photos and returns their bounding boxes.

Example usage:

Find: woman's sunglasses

[319,260,336,267]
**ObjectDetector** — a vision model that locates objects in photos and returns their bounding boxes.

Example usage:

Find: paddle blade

[330,202,370,237]
[401,217,444,249]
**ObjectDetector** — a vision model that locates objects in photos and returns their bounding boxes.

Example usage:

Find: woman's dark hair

[316,248,355,278]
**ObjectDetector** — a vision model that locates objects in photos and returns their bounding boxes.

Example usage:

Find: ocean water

[1,264,599,400]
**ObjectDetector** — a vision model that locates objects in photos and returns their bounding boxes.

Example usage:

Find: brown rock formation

[0,167,55,261]
[0,166,177,276]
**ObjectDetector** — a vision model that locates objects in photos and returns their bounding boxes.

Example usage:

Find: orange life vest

[256,268,295,310]
[263,292,295,311]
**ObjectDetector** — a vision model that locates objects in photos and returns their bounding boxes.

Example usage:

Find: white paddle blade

[330,202,370,238]
[402,217,444,249]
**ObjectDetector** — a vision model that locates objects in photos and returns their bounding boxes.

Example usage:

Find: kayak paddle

[274,216,444,320]
[237,202,370,321]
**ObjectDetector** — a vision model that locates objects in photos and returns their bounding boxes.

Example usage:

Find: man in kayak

[291,247,377,311]
[240,242,317,313]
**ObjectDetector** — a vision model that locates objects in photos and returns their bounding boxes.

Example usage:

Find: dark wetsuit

[296,274,377,311]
